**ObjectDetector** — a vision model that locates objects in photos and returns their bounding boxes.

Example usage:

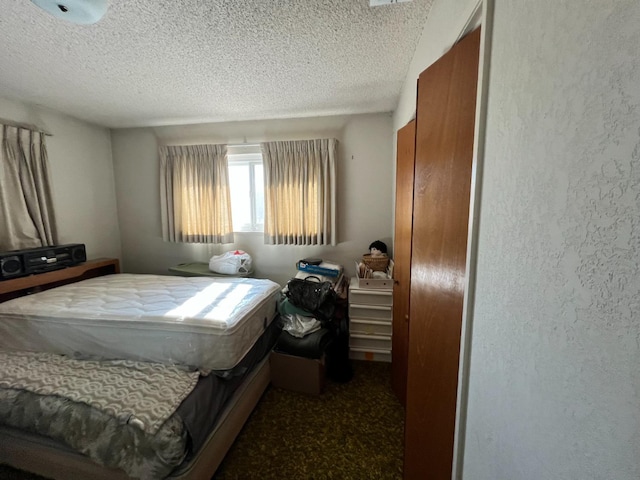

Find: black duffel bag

[285,276,337,323]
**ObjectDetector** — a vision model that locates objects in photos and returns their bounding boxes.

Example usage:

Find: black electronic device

[0,255,23,279]
[0,243,86,280]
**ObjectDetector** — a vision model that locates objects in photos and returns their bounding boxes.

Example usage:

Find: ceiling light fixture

[31,0,108,25]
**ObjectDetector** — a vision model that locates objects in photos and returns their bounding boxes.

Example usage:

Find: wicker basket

[361,254,390,272]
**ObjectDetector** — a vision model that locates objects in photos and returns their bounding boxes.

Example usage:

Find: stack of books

[296,260,343,278]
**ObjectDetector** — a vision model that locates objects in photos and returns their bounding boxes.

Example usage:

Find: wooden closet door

[392,120,416,407]
[404,27,480,479]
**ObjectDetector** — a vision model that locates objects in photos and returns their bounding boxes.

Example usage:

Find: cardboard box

[270,351,326,395]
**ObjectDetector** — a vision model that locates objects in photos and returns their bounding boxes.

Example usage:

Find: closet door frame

[453,1,492,478]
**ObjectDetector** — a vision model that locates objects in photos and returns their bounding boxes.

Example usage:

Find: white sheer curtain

[159,144,234,244]
[261,138,337,246]
[0,125,58,251]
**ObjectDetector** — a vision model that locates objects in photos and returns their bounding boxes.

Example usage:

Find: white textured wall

[111,113,393,286]
[462,1,640,479]
[0,97,121,260]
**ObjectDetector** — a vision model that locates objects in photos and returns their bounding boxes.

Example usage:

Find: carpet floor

[0,360,404,480]
[214,360,404,479]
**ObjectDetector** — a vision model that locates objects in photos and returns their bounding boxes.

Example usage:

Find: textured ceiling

[0,0,433,128]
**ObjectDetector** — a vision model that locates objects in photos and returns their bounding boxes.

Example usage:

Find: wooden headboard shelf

[0,258,120,303]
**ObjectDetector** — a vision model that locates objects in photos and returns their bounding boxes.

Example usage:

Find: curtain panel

[261,138,337,246]
[0,125,58,251]
[159,144,234,244]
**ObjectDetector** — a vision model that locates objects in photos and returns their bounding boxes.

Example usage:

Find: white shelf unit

[348,276,393,362]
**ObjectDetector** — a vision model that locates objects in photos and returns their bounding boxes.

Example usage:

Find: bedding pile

[0,351,200,435]
[0,391,188,479]
[0,351,197,479]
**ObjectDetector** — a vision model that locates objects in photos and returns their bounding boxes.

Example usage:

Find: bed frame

[0,259,272,479]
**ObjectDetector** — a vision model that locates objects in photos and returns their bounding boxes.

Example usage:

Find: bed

[0,258,281,479]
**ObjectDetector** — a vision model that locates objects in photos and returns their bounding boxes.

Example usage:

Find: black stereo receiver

[0,243,87,280]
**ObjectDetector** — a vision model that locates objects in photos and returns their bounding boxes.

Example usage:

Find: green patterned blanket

[0,350,199,435]
[0,350,202,479]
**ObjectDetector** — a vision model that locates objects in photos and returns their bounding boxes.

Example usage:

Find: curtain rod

[162,142,260,147]
[0,118,53,136]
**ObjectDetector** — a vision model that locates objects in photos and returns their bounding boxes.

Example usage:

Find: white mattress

[0,274,281,372]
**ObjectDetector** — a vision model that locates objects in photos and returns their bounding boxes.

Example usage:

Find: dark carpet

[214,360,404,479]
[0,361,404,480]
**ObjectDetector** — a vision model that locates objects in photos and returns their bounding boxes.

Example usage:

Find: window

[227,146,264,232]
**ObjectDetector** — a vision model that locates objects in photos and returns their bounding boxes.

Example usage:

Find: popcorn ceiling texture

[0,0,432,128]
[463,1,640,479]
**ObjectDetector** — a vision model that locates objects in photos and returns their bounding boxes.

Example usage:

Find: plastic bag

[281,314,322,338]
[209,250,252,275]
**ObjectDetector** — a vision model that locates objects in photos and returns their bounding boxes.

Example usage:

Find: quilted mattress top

[0,274,281,370]
[0,273,280,334]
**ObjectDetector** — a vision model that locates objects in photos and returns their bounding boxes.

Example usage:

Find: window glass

[229,163,251,230]
[227,152,264,232]
[254,164,264,226]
